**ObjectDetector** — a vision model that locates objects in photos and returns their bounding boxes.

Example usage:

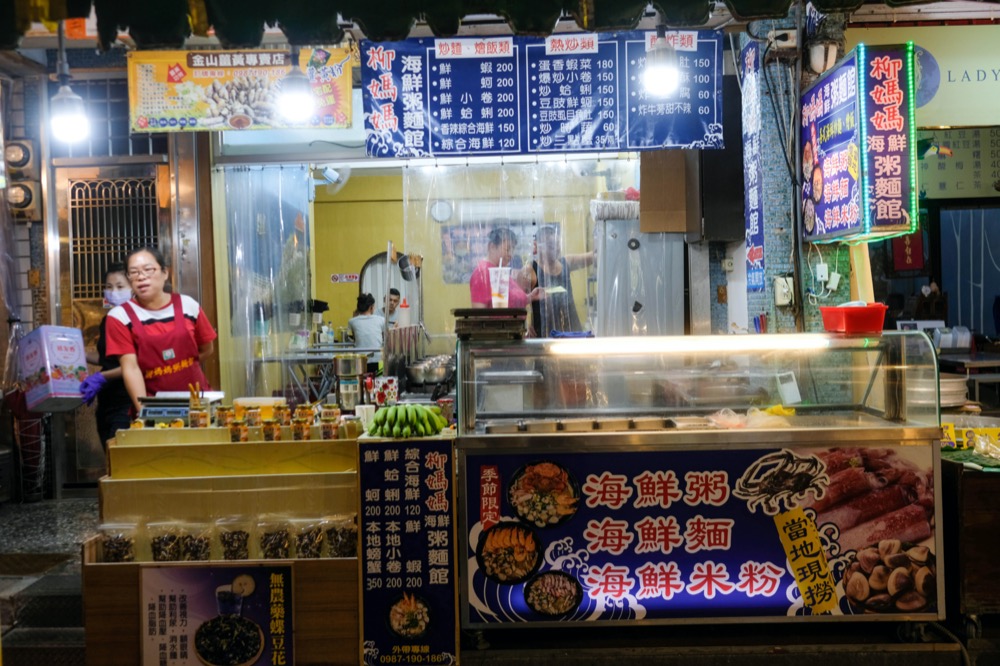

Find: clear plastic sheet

[217,166,313,401]
[402,159,637,347]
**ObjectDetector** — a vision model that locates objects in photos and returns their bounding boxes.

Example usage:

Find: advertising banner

[741,42,765,293]
[461,444,939,625]
[801,43,917,243]
[917,127,1000,200]
[846,25,1000,129]
[359,438,458,665]
[128,48,352,132]
[140,564,293,666]
[361,30,724,158]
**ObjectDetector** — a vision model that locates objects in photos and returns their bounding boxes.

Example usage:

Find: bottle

[397,297,411,328]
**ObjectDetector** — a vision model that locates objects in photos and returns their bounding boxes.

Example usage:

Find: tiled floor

[0,498,99,566]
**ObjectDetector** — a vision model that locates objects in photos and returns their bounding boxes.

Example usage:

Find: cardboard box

[639,149,691,233]
[18,325,88,412]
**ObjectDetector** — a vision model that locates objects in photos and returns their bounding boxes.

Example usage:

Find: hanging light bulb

[279,46,315,124]
[50,21,90,143]
[642,24,681,98]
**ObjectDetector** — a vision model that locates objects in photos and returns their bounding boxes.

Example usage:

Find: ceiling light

[279,46,315,124]
[50,21,89,144]
[642,24,680,98]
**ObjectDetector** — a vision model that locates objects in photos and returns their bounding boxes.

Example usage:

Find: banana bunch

[367,403,450,439]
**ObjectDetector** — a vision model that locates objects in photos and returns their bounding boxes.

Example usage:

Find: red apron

[122,293,210,395]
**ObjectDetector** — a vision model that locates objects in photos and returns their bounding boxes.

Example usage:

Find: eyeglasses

[127,266,159,279]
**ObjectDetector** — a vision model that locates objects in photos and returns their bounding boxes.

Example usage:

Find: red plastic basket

[819,303,888,334]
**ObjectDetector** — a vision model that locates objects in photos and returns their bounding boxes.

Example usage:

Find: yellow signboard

[127,48,352,132]
[846,25,1000,128]
[774,506,838,615]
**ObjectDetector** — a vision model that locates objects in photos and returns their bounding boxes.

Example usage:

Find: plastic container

[819,303,888,334]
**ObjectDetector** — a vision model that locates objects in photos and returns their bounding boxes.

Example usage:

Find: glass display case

[458,331,941,435]
[455,332,944,628]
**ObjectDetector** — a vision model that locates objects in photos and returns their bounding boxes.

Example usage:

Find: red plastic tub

[819,303,888,334]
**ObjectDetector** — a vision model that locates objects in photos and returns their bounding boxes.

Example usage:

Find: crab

[733,449,828,516]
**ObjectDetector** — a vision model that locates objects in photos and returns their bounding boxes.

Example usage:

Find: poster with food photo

[140,564,293,666]
[461,444,940,626]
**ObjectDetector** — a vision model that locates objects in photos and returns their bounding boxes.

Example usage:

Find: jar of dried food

[320,417,339,440]
[215,406,235,427]
[273,404,291,426]
[244,407,262,427]
[338,415,363,440]
[262,419,281,441]
[188,409,210,428]
[229,420,248,443]
[292,418,312,440]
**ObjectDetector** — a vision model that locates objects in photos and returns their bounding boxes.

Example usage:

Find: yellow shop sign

[127,48,352,132]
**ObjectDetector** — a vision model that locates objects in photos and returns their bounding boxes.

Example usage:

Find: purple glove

[80,373,107,405]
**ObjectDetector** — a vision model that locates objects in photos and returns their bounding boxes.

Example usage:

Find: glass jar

[262,419,281,441]
[320,405,342,422]
[294,405,315,423]
[273,405,292,426]
[292,418,312,440]
[338,415,363,440]
[320,417,340,440]
[229,420,248,443]
[215,406,235,427]
[188,409,210,428]
[244,407,262,427]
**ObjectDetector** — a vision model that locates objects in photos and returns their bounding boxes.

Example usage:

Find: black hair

[356,293,376,313]
[487,226,517,248]
[125,246,168,270]
[104,262,127,281]
[388,287,401,297]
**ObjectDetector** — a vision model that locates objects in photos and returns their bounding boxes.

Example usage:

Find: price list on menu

[358,439,457,665]
[525,36,621,152]
[362,30,724,158]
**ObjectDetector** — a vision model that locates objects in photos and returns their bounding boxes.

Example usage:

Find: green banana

[368,419,378,436]
[416,422,426,438]
[374,408,386,426]
[392,423,402,438]
[385,406,397,427]
[429,405,442,415]
[402,425,412,439]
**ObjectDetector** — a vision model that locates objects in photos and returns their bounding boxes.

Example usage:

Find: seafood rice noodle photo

[476,523,541,584]
[508,461,579,528]
[388,592,431,639]
[524,571,583,617]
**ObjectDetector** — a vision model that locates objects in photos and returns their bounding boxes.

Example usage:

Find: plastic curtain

[221,165,313,400]
[402,159,637,348]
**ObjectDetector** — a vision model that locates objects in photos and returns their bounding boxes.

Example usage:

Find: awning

[1,0,982,51]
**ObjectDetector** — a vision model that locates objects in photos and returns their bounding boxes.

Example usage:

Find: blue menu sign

[362,30,723,158]
[460,444,939,625]
[358,438,457,665]
[741,42,765,293]
[801,43,917,243]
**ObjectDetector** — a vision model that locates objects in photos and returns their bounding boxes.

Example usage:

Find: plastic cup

[489,266,511,308]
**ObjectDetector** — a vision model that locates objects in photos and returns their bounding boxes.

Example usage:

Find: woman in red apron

[105,247,217,413]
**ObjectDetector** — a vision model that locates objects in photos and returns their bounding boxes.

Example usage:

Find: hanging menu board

[362,30,724,158]
[358,438,458,665]
[917,127,1000,199]
[801,42,918,243]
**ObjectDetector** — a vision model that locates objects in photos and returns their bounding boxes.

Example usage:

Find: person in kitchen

[78,263,134,447]
[469,226,544,318]
[377,287,401,327]
[348,292,385,373]
[530,224,595,335]
[105,247,217,413]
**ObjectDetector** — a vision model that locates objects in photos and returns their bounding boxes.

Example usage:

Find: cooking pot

[336,353,366,376]
[407,363,428,385]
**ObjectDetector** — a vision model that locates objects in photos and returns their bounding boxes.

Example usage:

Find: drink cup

[489,266,511,308]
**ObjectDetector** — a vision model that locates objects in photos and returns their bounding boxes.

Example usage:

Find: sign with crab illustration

[460,443,940,625]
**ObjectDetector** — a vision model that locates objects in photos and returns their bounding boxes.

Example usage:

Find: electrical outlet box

[722,258,735,272]
[774,276,794,306]
[827,272,841,291]
[815,262,828,283]
[768,29,798,50]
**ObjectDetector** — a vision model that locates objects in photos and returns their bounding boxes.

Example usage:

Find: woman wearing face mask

[79,264,134,447]
[105,247,217,412]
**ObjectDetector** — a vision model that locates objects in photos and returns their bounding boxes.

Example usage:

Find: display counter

[83,422,361,665]
[455,332,944,627]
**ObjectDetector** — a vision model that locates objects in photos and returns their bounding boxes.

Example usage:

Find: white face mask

[105,288,132,307]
